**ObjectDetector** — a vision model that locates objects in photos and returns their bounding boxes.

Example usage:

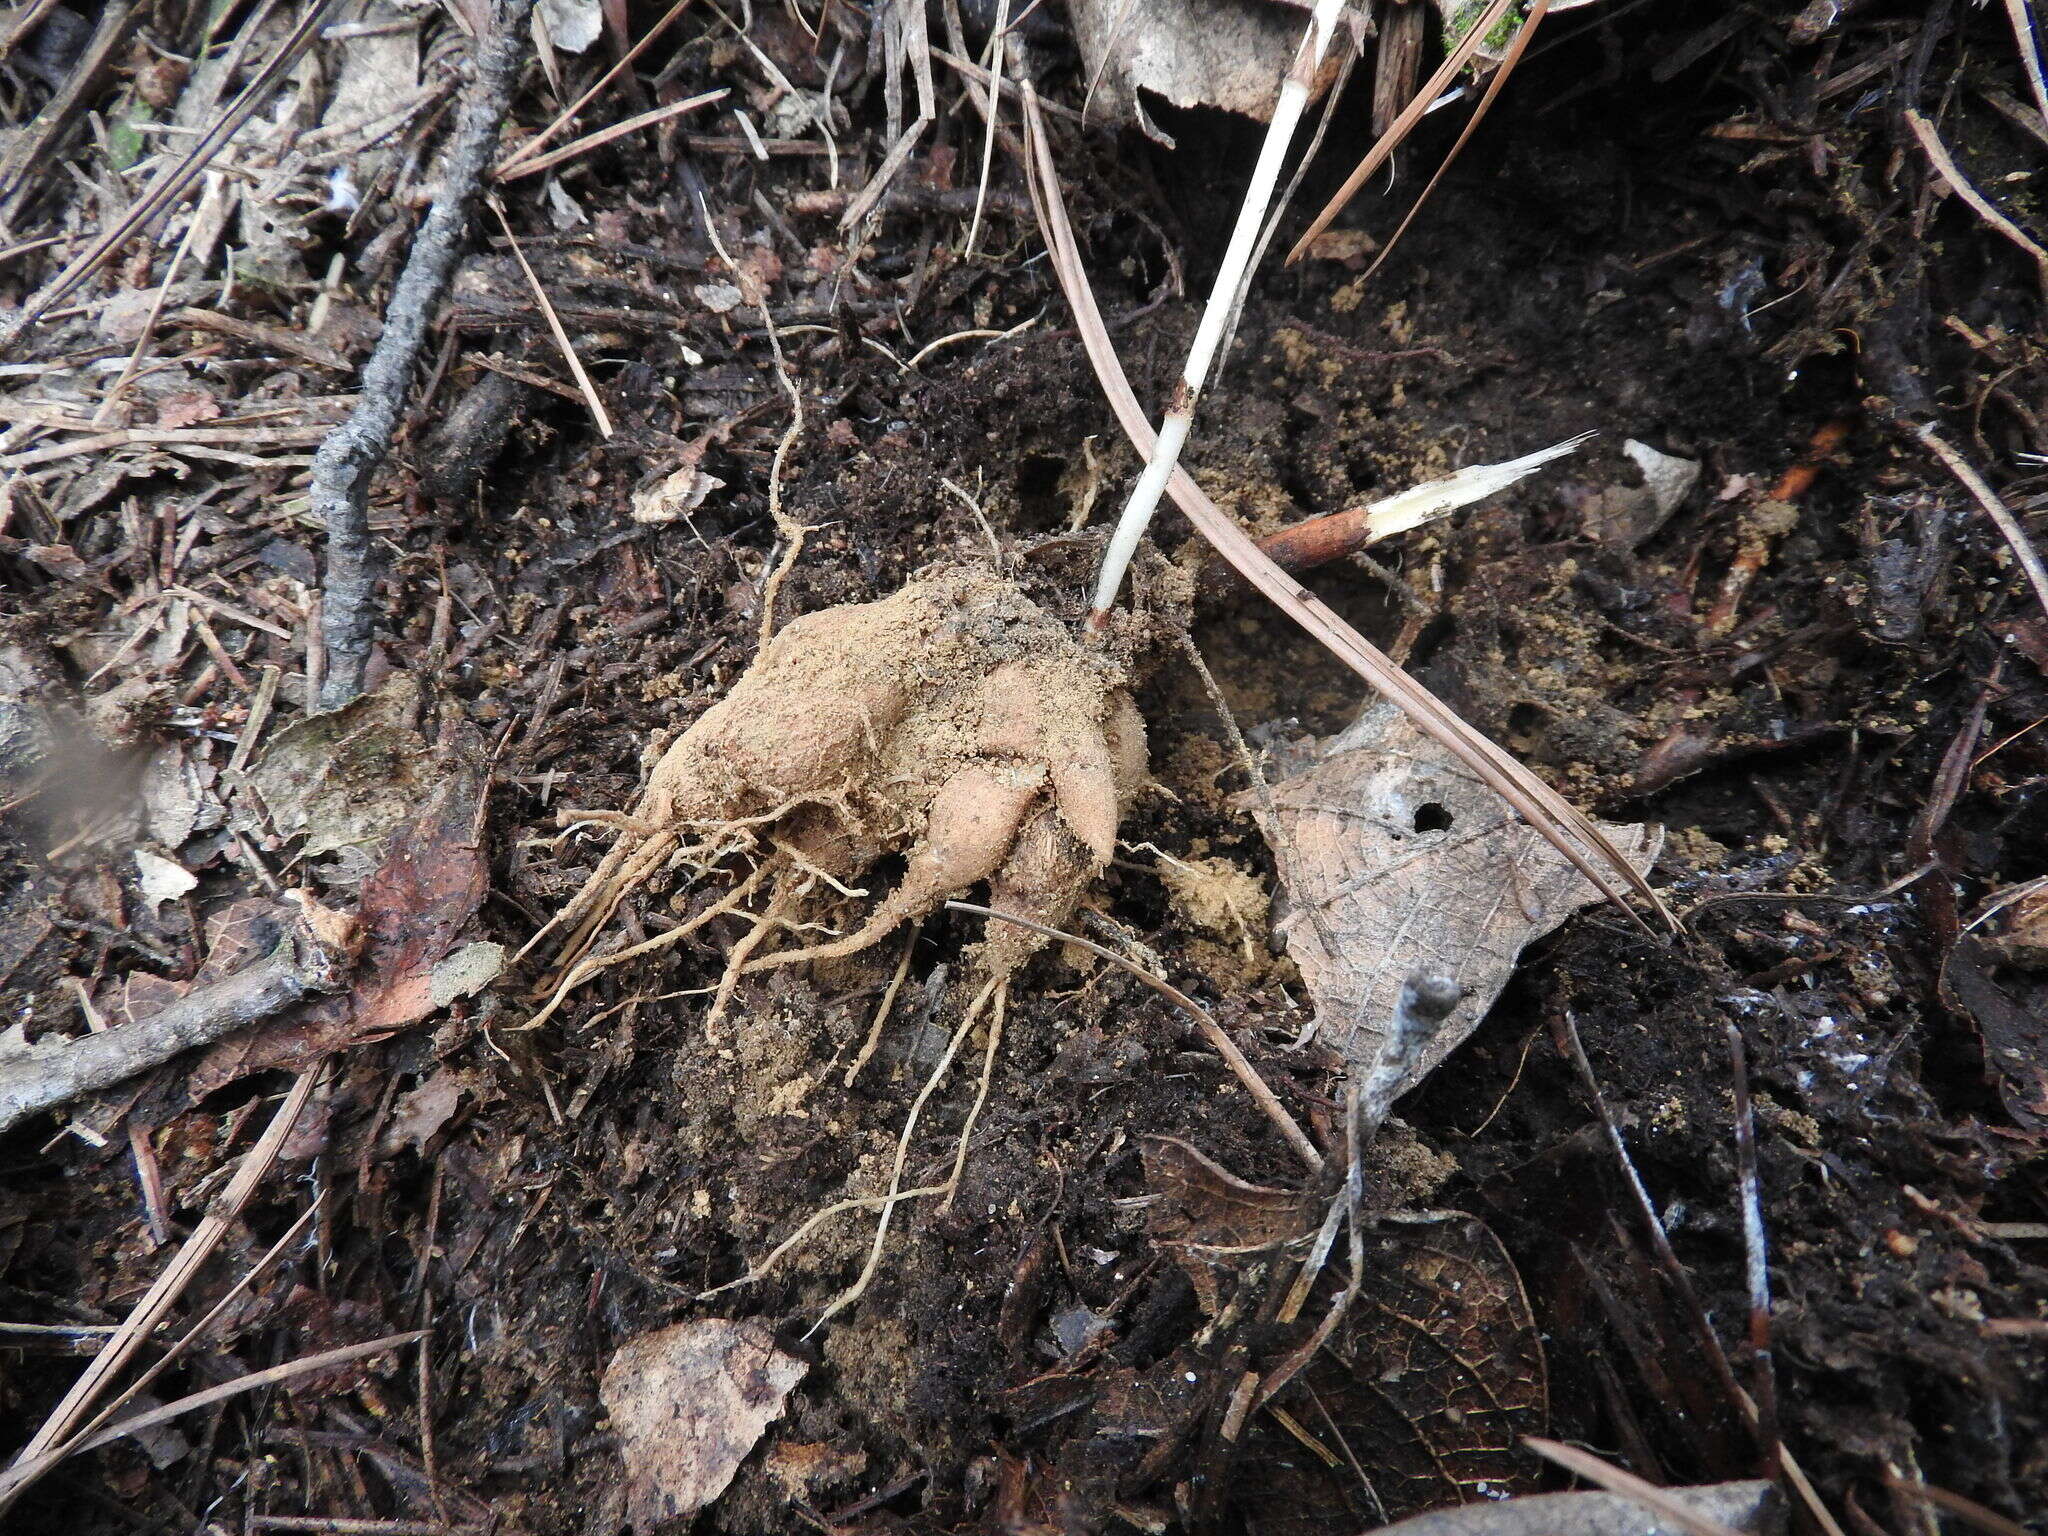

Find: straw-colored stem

[1087,0,1350,622]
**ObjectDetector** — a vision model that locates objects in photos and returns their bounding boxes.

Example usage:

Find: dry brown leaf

[376,1065,477,1157]
[600,1319,806,1527]
[1578,439,1702,548]
[1237,1213,1547,1525]
[1143,1135,1312,1314]
[190,738,488,1094]
[1261,702,1661,1089]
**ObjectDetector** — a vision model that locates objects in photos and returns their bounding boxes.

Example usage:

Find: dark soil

[3,2,2046,1534]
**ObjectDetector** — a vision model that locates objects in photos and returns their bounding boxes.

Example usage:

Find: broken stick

[0,901,356,1134]
[314,0,537,709]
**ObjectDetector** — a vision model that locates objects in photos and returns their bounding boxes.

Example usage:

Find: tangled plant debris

[2,0,2047,1533]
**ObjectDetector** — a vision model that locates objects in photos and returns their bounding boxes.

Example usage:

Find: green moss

[1444,0,1527,54]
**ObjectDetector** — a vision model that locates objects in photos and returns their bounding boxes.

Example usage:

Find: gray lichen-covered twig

[0,902,355,1133]
[313,0,536,709]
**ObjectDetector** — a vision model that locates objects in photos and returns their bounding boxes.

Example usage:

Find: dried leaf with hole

[1259,701,1661,1089]
[601,1319,806,1527]
[1366,1479,1785,1536]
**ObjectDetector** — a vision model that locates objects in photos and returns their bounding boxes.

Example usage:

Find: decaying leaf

[239,673,430,879]
[601,1319,807,1527]
[1144,1136,1312,1314]
[537,0,603,53]
[191,736,489,1094]
[1367,1479,1785,1536]
[376,1065,481,1156]
[1241,1214,1547,1524]
[1066,0,1354,135]
[1941,937,2048,1131]
[134,848,196,913]
[1579,439,1702,547]
[1261,702,1661,1090]
[631,460,725,525]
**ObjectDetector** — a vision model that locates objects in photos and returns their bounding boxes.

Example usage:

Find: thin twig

[0,903,355,1134]
[1914,420,2048,619]
[1904,107,2048,290]
[314,0,537,709]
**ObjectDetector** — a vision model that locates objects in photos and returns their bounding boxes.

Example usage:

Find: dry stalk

[1017,89,1670,930]
[1086,0,1351,623]
[314,0,537,708]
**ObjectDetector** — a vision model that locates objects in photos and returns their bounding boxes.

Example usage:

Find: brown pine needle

[1522,1438,1750,1536]
[0,0,337,348]
[1286,0,1520,266]
[489,197,615,439]
[0,1333,428,1502]
[1916,421,2048,619]
[0,1071,321,1515]
[1018,91,1670,932]
[492,0,701,177]
[2004,0,2048,131]
[495,88,727,181]
[1355,0,1550,287]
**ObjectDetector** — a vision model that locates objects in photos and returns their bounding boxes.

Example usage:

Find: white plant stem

[1087,0,1352,623]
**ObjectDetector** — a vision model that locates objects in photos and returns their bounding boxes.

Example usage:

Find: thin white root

[696,1182,951,1299]
[939,981,1006,1214]
[703,873,801,1038]
[517,859,776,1031]
[844,933,916,1088]
[808,974,1000,1336]
[1087,0,1353,621]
